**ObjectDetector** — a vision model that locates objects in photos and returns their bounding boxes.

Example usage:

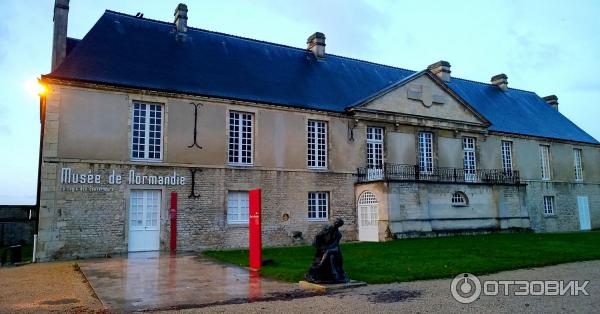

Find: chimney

[174,3,188,33]
[51,0,70,71]
[307,32,326,59]
[491,73,508,92]
[543,95,559,111]
[428,61,451,83]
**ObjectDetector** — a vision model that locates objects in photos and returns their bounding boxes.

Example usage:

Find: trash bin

[9,245,22,264]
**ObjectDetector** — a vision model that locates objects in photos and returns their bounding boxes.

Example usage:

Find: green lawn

[204,231,600,284]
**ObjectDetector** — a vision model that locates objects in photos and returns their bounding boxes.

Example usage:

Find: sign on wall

[59,167,186,192]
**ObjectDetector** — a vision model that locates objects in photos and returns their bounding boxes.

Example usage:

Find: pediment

[360,74,487,125]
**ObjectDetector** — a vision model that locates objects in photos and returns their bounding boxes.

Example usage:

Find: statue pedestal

[298,280,367,293]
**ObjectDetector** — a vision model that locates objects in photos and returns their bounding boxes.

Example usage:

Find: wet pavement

[79,252,299,312]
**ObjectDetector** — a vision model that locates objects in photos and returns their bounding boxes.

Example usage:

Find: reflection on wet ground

[79,252,302,312]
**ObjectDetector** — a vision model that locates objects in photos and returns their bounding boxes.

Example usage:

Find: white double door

[128,190,161,252]
[577,196,591,231]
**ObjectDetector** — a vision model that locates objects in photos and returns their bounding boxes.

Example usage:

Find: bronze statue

[304,218,349,284]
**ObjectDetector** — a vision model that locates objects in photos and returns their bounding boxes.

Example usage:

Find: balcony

[356,163,521,185]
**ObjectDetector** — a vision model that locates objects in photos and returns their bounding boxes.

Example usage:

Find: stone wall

[354,179,599,240]
[524,181,600,232]
[381,182,529,237]
[37,161,356,261]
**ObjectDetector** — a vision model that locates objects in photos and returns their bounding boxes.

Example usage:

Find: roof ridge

[451,75,536,94]
[103,10,539,92]
[103,10,416,73]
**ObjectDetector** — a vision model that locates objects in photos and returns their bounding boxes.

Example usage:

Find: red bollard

[249,189,262,271]
[170,192,177,254]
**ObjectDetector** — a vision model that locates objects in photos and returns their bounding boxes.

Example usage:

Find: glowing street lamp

[38,81,48,96]
[24,78,48,97]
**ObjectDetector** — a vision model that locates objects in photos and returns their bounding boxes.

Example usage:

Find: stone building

[36,2,599,260]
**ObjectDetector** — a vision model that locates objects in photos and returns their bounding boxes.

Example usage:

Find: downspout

[34,81,46,262]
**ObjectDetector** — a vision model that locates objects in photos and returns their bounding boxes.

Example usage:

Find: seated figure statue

[304,218,349,284]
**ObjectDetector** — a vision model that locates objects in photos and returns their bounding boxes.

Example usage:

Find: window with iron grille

[228,111,253,165]
[574,148,583,181]
[451,192,468,206]
[463,137,477,181]
[227,191,249,224]
[418,132,433,173]
[308,192,328,220]
[307,120,327,169]
[367,127,384,169]
[501,141,513,173]
[131,102,163,160]
[540,145,551,180]
[543,196,554,215]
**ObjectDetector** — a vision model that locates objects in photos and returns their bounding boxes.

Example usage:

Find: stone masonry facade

[524,181,600,232]
[356,181,530,240]
[354,178,600,242]
[38,161,356,261]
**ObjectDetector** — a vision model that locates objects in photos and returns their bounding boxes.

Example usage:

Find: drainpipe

[32,234,38,263]
[34,83,46,262]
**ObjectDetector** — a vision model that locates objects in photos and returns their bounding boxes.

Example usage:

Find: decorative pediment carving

[406,84,447,107]
[359,75,486,125]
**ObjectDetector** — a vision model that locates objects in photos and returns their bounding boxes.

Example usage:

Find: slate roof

[44,10,599,144]
[447,80,598,144]
[65,37,80,57]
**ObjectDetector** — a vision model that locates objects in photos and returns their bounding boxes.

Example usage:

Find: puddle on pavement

[80,253,307,312]
[39,298,80,305]
[146,289,322,311]
[361,289,423,303]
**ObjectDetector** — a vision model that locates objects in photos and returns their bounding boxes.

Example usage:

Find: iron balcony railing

[356,163,521,184]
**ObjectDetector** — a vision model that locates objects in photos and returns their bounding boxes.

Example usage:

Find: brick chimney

[491,73,508,92]
[51,0,69,71]
[307,32,326,59]
[174,3,188,33]
[428,61,451,83]
[543,95,559,111]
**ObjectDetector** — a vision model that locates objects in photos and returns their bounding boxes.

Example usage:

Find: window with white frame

[367,127,384,168]
[543,196,554,215]
[228,111,253,165]
[307,120,327,169]
[308,192,328,220]
[129,190,160,229]
[418,132,433,173]
[574,148,583,181]
[501,141,513,173]
[540,145,551,180]
[131,102,163,160]
[227,191,249,224]
[463,137,477,181]
[451,191,468,206]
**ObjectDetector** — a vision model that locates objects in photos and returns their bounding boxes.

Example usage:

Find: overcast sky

[1,0,599,204]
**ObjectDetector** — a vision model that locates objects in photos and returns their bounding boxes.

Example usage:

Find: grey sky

[1,0,599,204]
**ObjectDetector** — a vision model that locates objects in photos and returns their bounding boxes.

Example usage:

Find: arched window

[451,191,468,206]
[358,191,378,205]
